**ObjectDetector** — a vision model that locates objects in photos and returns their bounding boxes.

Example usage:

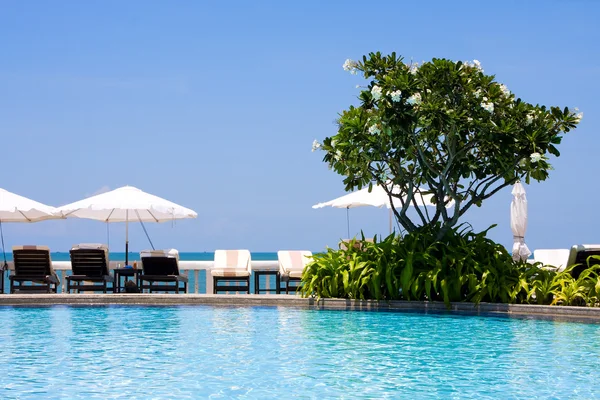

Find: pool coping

[1,294,599,322]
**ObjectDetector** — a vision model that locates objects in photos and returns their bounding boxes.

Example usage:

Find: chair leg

[213,277,218,294]
[247,277,250,294]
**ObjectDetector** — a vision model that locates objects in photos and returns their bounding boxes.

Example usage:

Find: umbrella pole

[346,207,350,238]
[0,220,6,294]
[125,210,129,266]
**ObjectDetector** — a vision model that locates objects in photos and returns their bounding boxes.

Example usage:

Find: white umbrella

[0,188,60,222]
[55,186,197,265]
[510,182,531,261]
[313,185,455,236]
[0,188,61,292]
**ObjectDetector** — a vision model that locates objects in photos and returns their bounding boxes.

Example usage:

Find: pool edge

[0,294,598,322]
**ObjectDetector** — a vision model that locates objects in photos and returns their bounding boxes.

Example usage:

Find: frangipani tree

[315,52,582,238]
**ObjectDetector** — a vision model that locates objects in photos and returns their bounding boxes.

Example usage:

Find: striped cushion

[339,238,374,251]
[211,250,251,277]
[140,249,180,261]
[278,251,312,277]
[12,245,50,251]
[210,269,250,277]
[71,243,109,261]
[289,271,303,279]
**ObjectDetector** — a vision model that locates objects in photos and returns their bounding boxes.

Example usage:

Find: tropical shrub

[300,230,600,308]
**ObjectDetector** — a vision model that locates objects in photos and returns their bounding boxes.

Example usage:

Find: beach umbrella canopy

[0,188,61,291]
[312,185,455,236]
[510,182,531,262]
[56,186,197,265]
[0,188,60,222]
[312,185,453,210]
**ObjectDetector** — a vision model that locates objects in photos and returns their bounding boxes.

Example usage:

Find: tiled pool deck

[1,294,600,322]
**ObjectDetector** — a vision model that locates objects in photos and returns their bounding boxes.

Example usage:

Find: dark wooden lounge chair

[211,250,251,294]
[567,245,600,279]
[65,244,113,293]
[139,249,188,293]
[10,245,59,293]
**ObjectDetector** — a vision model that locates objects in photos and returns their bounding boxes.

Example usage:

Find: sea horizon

[2,251,284,262]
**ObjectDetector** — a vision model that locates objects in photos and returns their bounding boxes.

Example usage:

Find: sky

[0,0,598,254]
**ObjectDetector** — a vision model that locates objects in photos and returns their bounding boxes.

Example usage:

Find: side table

[254,270,280,294]
[113,268,142,293]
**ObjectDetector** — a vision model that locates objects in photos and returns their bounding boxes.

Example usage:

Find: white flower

[482,96,488,102]
[467,117,473,122]
[343,59,358,75]
[526,113,534,125]
[335,150,342,160]
[473,59,483,72]
[481,101,494,113]
[407,93,422,105]
[311,140,321,152]
[408,63,419,74]
[331,139,337,148]
[390,90,402,102]
[368,124,381,135]
[570,107,583,123]
[519,158,527,167]
[474,89,482,98]
[371,85,383,100]
[499,83,510,97]
[530,152,542,163]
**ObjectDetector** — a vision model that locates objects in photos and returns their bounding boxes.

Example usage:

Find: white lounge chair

[211,250,251,294]
[533,249,570,271]
[278,250,312,294]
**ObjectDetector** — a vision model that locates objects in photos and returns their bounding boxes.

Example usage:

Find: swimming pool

[0,306,598,399]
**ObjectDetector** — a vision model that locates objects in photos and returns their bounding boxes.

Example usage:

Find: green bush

[300,227,600,308]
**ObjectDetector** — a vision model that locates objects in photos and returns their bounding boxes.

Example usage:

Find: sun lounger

[339,238,374,251]
[9,245,59,293]
[211,250,251,294]
[533,249,570,271]
[139,249,188,293]
[566,244,600,279]
[66,243,113,293]
[278,250,312,294]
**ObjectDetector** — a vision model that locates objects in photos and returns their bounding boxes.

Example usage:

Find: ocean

[1,252,279,262]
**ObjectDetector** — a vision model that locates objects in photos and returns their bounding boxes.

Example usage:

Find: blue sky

[0,1,598,253]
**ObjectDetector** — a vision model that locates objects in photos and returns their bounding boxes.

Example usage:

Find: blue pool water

[0,306,599,399]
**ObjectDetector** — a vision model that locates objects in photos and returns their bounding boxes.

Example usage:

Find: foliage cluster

[300,227,600,307]
[317,53,581,238]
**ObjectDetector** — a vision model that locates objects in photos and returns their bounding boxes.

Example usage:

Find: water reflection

[1,306,600,398]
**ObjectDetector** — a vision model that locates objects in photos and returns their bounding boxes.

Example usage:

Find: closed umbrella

[313,185,454,237]
[0,188,61,293]
[510,182,531,261]
[55,186,197,265]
